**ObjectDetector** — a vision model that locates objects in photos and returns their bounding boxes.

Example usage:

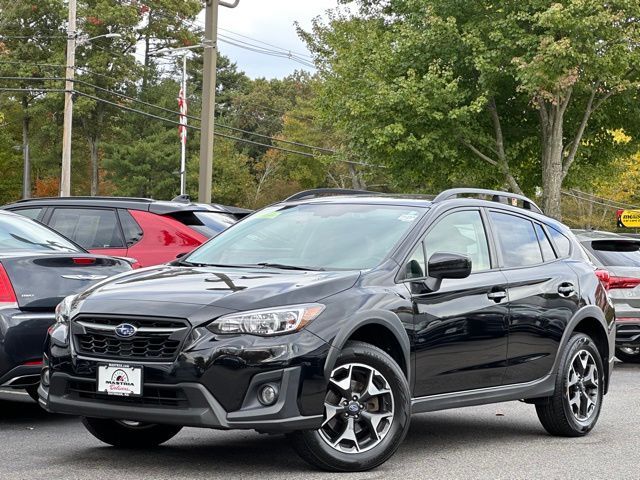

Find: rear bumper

[0,309,53,386]
[615,318,640,348]
[39,367,322,432]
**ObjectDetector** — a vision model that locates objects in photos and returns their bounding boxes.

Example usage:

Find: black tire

[615,347,640,364]
[289,341,411,472]
[25,385,39,403]
[81,417,182,447]
[536,333,604,437]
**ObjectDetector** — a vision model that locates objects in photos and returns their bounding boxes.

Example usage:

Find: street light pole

[59,0,77,197]
[180,52,187,195]
[198,0,239,204]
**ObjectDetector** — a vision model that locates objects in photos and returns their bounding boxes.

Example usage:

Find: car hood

[77,265,360,315]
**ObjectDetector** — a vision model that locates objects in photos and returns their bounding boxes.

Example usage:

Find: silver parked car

[575,230,640,363]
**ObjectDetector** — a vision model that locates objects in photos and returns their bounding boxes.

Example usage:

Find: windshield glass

[186,203,425,270]
[0,214,81,253]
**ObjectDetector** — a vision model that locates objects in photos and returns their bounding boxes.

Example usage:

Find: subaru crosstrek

[39,188,615,472]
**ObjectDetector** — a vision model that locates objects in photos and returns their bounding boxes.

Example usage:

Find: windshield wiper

[254,262,324,271]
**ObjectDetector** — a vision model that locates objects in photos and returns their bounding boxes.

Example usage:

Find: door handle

[558,283,575,296]
[487,290,507,302]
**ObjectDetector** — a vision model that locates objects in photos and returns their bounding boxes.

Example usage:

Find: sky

[204,0,343,79]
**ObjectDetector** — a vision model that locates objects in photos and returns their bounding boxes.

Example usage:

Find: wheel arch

[323,310,411,384]
[555,305,613,393]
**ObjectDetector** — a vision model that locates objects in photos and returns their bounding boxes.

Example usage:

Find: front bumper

[39,367,322,432]
[40,322,330,432]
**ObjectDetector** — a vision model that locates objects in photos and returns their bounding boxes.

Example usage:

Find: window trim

[46,206,127,250]
[395,207,496,283]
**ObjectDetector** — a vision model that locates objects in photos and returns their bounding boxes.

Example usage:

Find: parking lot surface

[2,362,639,480]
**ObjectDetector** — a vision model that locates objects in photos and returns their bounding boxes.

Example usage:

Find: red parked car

[2,197,247,267]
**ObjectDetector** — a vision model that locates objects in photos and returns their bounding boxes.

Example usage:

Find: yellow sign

[618,209,640,228]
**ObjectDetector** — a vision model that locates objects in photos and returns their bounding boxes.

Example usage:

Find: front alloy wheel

[289,341,410,472]
[319,363,394,453]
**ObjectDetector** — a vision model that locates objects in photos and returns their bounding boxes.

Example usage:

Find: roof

[1,196,236,215]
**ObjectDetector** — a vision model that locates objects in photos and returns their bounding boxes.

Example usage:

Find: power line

[561,190,640,210]
[0,75,331,154]
[218,27,313,60]
[217,35,316,69]
[568,189,640,210]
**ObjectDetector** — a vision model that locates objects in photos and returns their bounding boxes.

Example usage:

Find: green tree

[303,0,640,218]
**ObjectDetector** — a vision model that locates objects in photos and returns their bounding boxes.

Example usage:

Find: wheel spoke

[323,402,346,427]
[582,364,598,387]
[329,364,353,399]
[361,411,392,440]
[333,417,360,452]
[359,368,391,403]
[567,369,579,387]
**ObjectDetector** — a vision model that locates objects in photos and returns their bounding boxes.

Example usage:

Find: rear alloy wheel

[289,341,410,472]
[81,417,182,447]
[615,346,640,364]
[536,333,604,436]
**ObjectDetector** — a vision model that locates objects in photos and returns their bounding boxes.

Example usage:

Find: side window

[49,208,124,249]
[118,209,143,246]
[548,227,572,258]
[424,210,491,272]
[535,224,556,262]
[490,212,543,267]
[13,208,43,220]
[404,242,426,279]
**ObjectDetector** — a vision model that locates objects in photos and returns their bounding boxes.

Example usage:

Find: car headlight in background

[207,303,325,336]
[55,294,77,325]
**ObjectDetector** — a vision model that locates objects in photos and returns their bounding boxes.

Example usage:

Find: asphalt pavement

[2,362,639,480]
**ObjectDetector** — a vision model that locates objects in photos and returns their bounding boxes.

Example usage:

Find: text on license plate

[97,364,143,397]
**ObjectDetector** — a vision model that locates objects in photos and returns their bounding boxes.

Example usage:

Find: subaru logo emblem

[115,323,137,338]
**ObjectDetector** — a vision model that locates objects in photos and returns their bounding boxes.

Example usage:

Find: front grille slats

[72,315,190,362]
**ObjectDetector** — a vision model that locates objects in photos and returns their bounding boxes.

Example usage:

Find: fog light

[41,367,50,387]
[258,384,279,406]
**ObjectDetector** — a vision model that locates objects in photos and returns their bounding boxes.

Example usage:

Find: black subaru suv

[39,188,615,472]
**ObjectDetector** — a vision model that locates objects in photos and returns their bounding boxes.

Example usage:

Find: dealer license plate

[97,364,143,397]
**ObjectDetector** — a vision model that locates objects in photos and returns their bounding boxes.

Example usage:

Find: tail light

[595,269,610,290]
[595,269,640,290]
[0,263,18,307]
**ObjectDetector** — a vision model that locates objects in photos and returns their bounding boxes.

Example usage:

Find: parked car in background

[2,196,241,267]
[0,210,131,400]
[575,230,640,363]
[40,188,614,472]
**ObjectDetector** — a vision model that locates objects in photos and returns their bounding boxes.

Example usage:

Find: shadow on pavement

[0,390,74,426]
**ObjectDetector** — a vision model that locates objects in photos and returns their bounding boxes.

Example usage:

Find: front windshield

[186,203,425,270]
[0,214,81,253]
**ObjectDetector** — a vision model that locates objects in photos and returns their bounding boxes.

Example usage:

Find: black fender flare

[550,305,614,386]
[322,309,411,383]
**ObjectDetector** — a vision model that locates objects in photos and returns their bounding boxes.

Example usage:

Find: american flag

[178,87,188,144]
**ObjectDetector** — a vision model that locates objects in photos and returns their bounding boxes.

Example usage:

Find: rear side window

[548,227,572,257]
[535,224,556,262]
[490,212,543,267]
[49,208,124,249]
[119,209,143,246]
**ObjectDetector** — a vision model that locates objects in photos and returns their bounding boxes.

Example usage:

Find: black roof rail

[284,188,379,202]
[432,188,543,214]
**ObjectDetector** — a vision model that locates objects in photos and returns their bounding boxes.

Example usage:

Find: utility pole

[179,52,188,196]
[60,0,77,197]
[198,0,239,204]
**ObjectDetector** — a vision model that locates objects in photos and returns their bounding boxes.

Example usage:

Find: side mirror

[404,252,472,294]
[175,252,188,259]
[428,252,472,280]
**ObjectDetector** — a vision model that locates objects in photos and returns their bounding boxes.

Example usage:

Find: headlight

[55,295,76,325]
[207,303,325,336]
